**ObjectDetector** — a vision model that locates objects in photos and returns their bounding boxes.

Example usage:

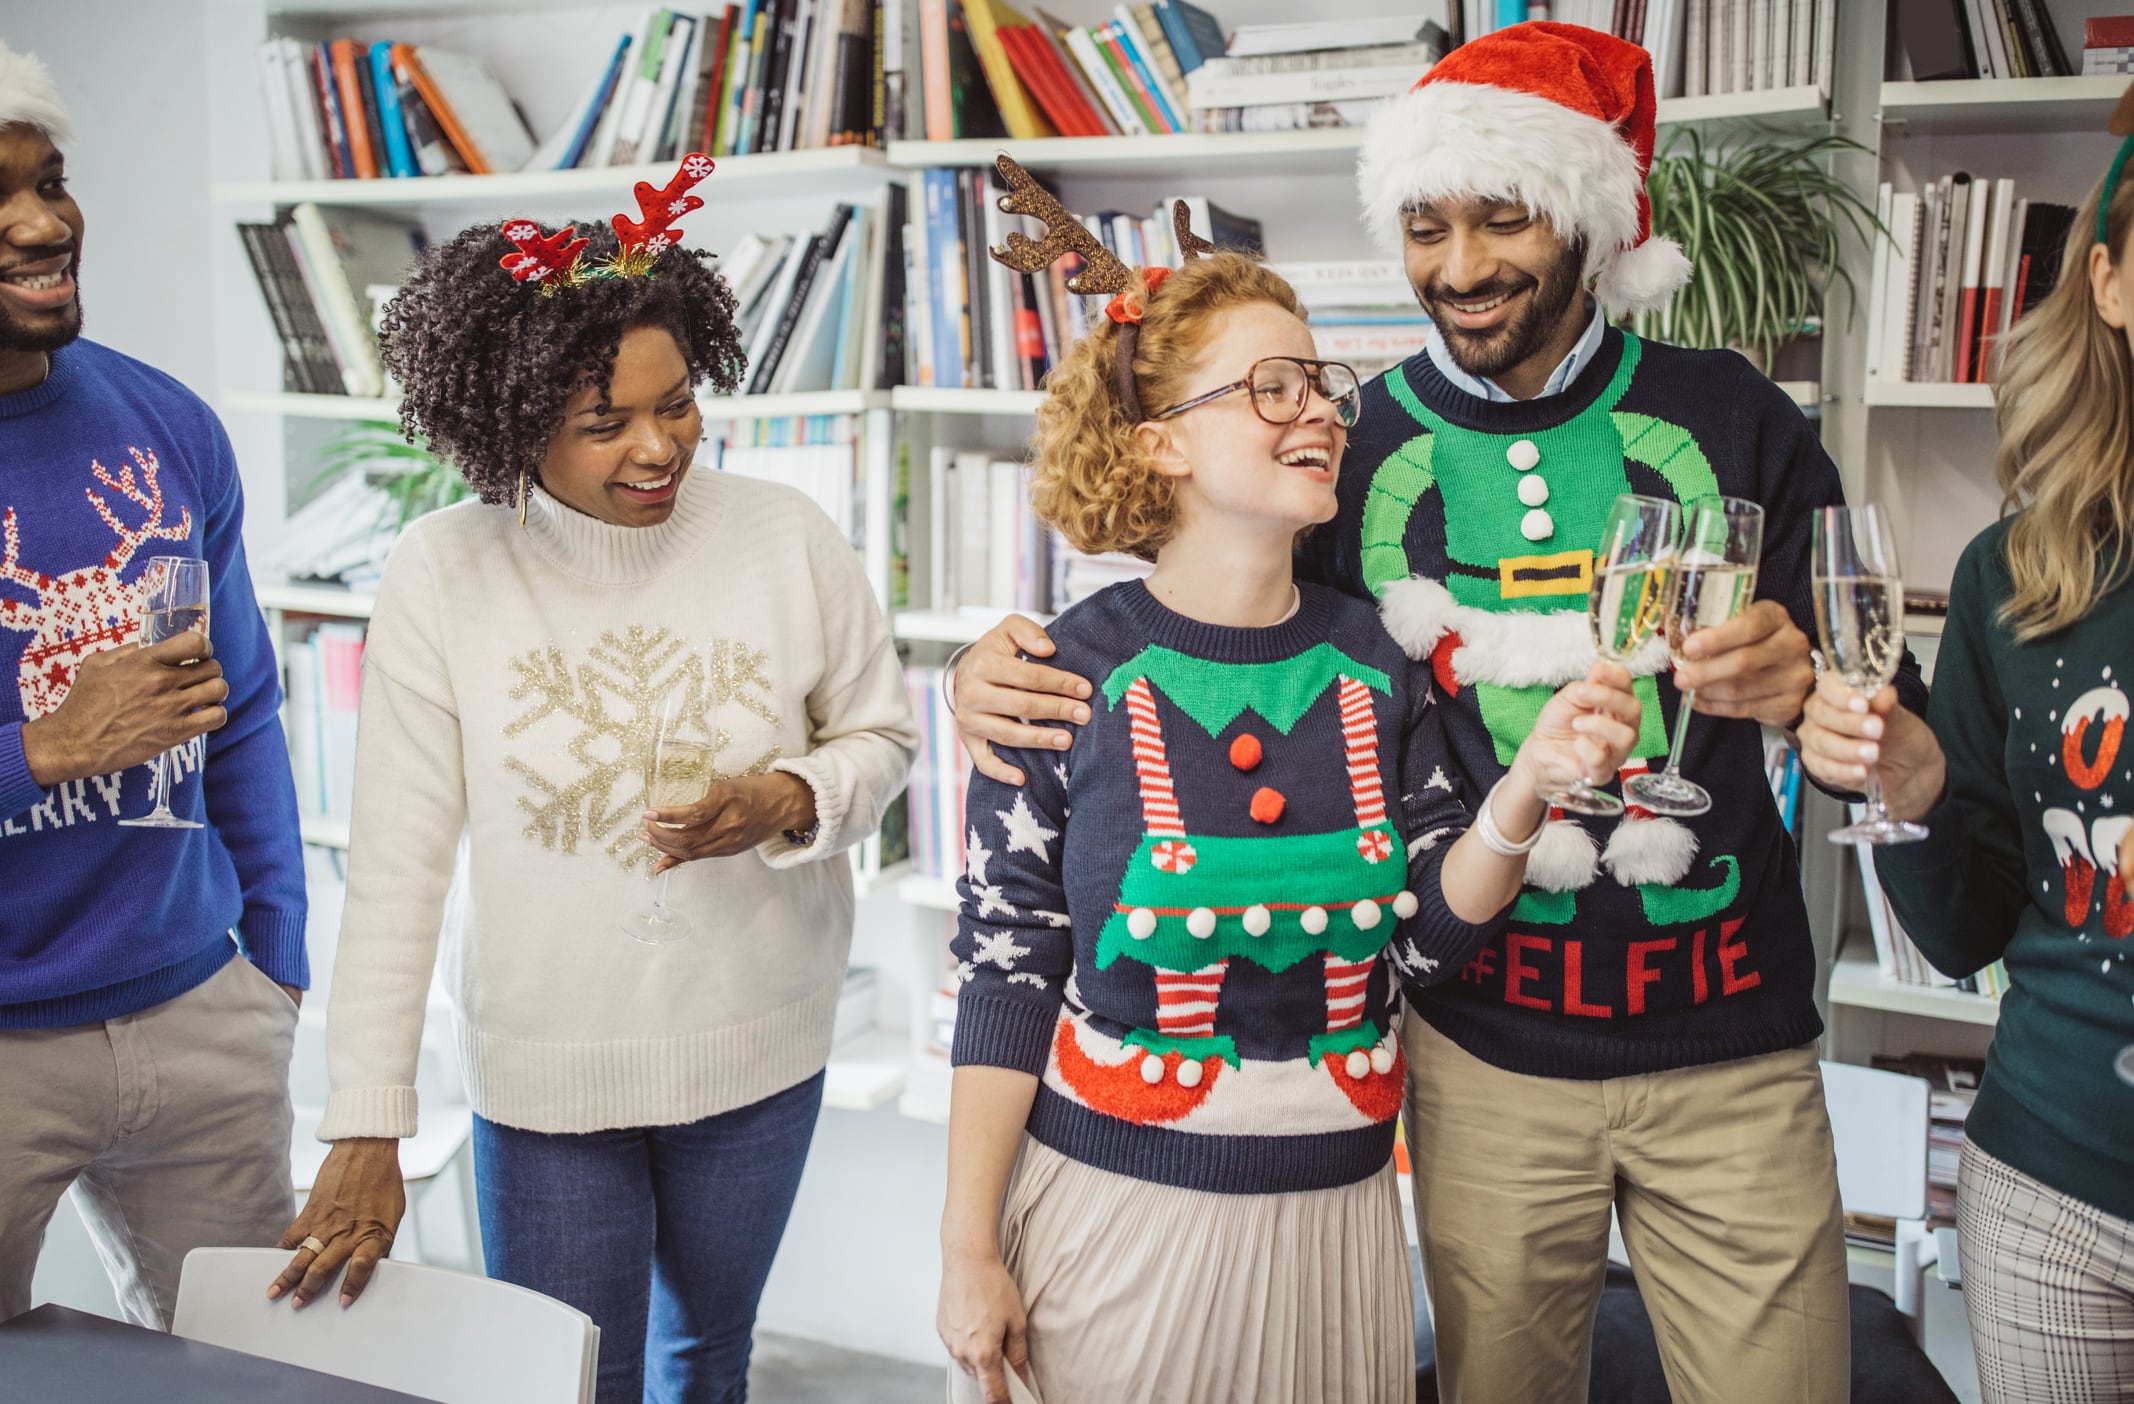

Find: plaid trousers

[1958,1137,2134,1403]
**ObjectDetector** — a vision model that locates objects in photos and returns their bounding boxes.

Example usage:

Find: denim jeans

[472,1071,825,1404]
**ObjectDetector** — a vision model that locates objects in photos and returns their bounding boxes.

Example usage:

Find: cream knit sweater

[318,472,918,1139]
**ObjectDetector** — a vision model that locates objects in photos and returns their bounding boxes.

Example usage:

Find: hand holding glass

[119,556,210,830]
[1625,496,1764,818]
[623,724,715,944]
[1550,494,1678,817]
[1812,505,1926,845]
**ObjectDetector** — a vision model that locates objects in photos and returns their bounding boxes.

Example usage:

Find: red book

[329,39,379,178]
[2011,252,2033,324]
[999,25,1092,135]
[1023,24,1110,135]
[701,7,739,152]
[2087,16,2134,47]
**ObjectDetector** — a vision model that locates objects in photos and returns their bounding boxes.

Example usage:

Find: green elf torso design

[1363,334,1739,928]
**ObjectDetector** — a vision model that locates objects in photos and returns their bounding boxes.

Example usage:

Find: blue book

[367,44,417,177]
[1106,20,1182,133]
[924,169,966,390]
[1153,0,1224,73]
[316,43,355,179]
[564,34,633,169]
[1495,0,1527,29]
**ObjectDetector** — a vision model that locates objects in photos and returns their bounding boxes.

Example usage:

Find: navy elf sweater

[951,579,1506,1195]
[0,341,307,1027]
[1302,325,1929,1079]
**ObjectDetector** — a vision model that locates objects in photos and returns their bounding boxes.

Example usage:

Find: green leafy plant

[304,419,469,531]
[1635,131,1880,368]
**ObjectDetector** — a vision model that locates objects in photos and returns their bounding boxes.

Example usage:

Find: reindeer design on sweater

[1,447,192,719]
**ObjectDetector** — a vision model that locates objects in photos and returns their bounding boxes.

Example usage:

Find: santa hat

[0,42,71,145]
[1356,22,1690,317]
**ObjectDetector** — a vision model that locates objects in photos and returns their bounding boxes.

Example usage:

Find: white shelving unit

[1861,380,1996,409]
[1878,75,2128,135]
[1827,937,2001,1028]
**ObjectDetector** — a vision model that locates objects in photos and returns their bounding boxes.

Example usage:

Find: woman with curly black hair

[265,185,918,1404]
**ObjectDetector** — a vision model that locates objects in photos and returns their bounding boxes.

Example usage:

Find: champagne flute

[1812,505,1927,845]
[119,556,210,830]
[622,710,715,944]
[1549,494,1680,817]
[1626,496,1764,818]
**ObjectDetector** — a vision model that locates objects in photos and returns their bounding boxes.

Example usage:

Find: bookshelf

[1828,936,2002,1028]
[1878,74,2129,134]
[1861,380,1997,409]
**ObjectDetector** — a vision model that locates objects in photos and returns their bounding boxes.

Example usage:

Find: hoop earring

[517,469,529,529]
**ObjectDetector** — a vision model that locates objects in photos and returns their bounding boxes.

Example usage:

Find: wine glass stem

[1862,765,1891,826]
[1661,687,1697,779]
[651,868,673,914]
[151,748,171,814]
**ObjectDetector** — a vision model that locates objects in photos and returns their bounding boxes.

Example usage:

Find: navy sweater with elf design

[951,580,1505,1195]
[1303,326,1930,1080]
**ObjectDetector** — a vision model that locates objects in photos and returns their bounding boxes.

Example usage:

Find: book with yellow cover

[960,0,1058,141]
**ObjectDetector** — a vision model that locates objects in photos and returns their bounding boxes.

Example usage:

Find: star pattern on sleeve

[970,883,1018,921]
[1392,938,1439,976]
[953,960,976,986]
[973,929,1033,970]
[997,793,1060,862]
[1007,972,1049,988]
[1033,909,1070,928]
[1426,766,1453,793]
[965,827,994,886]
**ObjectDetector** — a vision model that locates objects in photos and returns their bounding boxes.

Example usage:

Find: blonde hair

[1991,172,2134,641]
[1030,252,1306,560]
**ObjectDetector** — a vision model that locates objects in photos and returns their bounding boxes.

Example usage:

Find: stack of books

[1871,1053,1986,1226]
[1865,177,2077,385]
[906,168,1262,389]
[2084,14,2134,73]
[715,416,866,548]
[1273,259,1431,380]
[1892,0,2077,80]
[236,206,425,398]
[727,187,911,398]
[1677,0,1838,97]
[925,450,1051,616]
[1182,16,1448,134]
[898,0,1231,141]
[255,38,537,181]
[1051,541,1153,611]
[1854,838,2011,999]
[904,664,974,881]
[284,623,368,830]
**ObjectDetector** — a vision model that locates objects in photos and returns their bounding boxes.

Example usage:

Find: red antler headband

[984,153,1219,421]
[498,152,715,293]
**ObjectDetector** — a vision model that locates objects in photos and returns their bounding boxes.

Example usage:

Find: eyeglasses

[1151,356,1363,429]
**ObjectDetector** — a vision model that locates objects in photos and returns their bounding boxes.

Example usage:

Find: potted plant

[307,419,467,532]
[1634,131,1880,371]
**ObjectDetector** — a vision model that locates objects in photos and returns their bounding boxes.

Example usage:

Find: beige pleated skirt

[948,1137,1416,1404]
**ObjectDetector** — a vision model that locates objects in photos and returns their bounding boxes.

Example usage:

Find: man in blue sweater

[0,44,307,1328]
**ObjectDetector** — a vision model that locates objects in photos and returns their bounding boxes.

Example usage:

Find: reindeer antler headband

[499,152,715,294]
[986,153,1221,423]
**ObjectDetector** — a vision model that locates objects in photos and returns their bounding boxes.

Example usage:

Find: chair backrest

[1820,1059,1929,1222]
[174,1248,597,1404]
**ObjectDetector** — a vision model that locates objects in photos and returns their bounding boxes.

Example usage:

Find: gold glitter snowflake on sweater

[504,626,785,871]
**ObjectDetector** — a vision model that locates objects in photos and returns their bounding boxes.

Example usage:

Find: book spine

[1685,0,1707,95]
[1186,65,1421,107]
[920,0,955,139]
[236,223,322,395]
[1065,26,1141,132]
[1953,178,1990,382]
[331,42,378,178]
[752,236,828,392]
[314,45,351,178]
[1095,23,1167,132]
[1106,18,1182,129]
[368,45,417,177]
[757,0,799,152]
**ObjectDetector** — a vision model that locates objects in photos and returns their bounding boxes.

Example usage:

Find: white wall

[0,1,219,398]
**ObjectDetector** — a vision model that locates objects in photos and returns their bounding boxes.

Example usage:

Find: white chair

[1820,1059,1957,1331]
[173,1246,598,1404]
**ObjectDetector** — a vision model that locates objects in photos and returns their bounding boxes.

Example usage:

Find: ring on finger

[300,1235,326,1255]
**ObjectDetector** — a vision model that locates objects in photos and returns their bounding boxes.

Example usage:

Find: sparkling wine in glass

[1813,505,1926,845]
[119,556,210,830]
[1627,496,1764,818]
[1550,494,1680,817]
[622,724,713,944]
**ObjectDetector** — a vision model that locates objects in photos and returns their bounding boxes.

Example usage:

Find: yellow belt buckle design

[1498,549,1595,600]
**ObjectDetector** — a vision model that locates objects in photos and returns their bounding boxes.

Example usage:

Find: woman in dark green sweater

[1798,129,2134,1403]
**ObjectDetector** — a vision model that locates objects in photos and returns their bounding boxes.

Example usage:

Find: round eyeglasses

[1151,356,1363,429]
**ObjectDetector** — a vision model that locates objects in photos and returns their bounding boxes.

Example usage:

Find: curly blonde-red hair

[1030,252,1306,561]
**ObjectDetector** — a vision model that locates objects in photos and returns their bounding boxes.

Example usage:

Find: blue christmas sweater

[1302,326,1929,1079]
[0,341,307,1027]
[951,579,1507,1195]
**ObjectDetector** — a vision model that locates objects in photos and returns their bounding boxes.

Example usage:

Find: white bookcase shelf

[1879,76,2129,136]
[256,580,377,619]
[893,607,1055,645]
[1862,380,1996,410]
[211,145,896,210]
[226,388,893,422]
[1828,938,2002,1028]
[892,387,1048,416]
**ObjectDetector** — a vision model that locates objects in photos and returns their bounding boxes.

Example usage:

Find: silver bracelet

[1474,776,1546,857]
[939,641,974,717]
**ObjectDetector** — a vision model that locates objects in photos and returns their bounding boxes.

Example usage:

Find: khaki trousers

[1404,1018,1849,1404]
[0,952,298,1328]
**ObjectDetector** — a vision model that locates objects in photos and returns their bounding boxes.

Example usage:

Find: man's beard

[1423,244,1584,382]
[0,269,82,355]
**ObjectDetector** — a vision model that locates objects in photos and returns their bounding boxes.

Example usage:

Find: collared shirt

[1423,295,1606,402]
